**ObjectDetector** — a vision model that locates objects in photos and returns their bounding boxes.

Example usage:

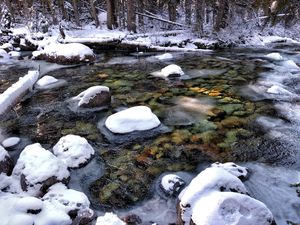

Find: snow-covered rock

[0,43,13,52]
[14,196,43,213]
[105,106,161,134]
[0,145,13,175]
[191,191,274,225]
[281,60,299,70]
[8,51,21,58]
[36,76,59,87]
[0,70,39,115]
[53,134,95,168]
[267,85,294,95]
[96,212,126,225]
[211,162,249,180]
[73,86,111,108]
[32,43,95,64]
[155,53,173,60]
[0,49,9,58]
[161,64,184,78]
[12,143,69,195]
[160,174,185,197]
[265,53,283,61]
[2,137,21,148]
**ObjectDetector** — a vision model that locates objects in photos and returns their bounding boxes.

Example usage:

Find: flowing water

[0,46,300,224]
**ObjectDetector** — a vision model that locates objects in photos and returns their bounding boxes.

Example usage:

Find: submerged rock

[53,134,95,169]
[105,106,161,134]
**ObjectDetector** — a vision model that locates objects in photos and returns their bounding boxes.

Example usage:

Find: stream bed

[1,46,300,225]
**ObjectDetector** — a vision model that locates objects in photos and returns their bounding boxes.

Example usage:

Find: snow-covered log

[0,70,39,115]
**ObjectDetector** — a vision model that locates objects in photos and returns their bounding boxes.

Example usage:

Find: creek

[0,45,300,225]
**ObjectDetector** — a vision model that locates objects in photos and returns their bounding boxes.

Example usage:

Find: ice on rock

[191,192,274,225]
[105,106,161,134]
[211,162,249,180]
[155,53,173,60]
[53,134,95,168]
[96,212,126,225]
[265,53,283,61]
[2,137,21,148]
[161,64,184,77]
[12,143,69,194]
[36,75,58,87]
[160,174,186,196]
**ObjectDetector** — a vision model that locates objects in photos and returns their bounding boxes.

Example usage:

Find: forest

[1,0,299,37]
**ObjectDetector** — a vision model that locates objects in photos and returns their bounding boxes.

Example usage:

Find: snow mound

[105,106,161,134]
[161,64,184,77]
[96,212,126,225]
[160,174,185,196]
[12,143,69,194]
[265,53,283,61]
[36,75,59,87]
[33,43,95,63]
[73,86,111,108]
[0,70,39,115]
[53,134,95,168]
[191,191,274,225]
[2,137,21,148]
[155,53,173,60]
[211,162,249,180]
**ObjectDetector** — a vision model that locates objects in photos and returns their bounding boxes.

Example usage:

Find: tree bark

[58,0,67,20]
[106,0,118,29]
[185,0,192,25]
[127,0,136,32]
[194,0,204,34]
[214,0,229,31]
[5,0,15,21]
[89,0,100,27]
[168,0,177,22]
[72,0,80,26]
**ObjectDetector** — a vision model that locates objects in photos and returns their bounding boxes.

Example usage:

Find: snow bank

[36,75,59,87]
[191,191,274,225]
[12,143,69,194]
[2,137,21,148]
[96,212,126,225]
[0,70,39,115]
[265,53,283,61]
[105,106,161,134]
[53,134,95,168]
[73,86,111,108]
[267,85,294,95]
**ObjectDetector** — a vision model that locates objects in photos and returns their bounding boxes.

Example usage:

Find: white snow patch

[155,53,173,60]
[2,137,21,148]
[9,51,21,58]
[161,64,184,77]
[0,49,9,58]
[211,162,248,179]
[191,191,274,225]
[0,70,39,115]
[0,43,13,51]
[14,196,43,213]
[281,60,299,70]
[53,134,95,168]
[33,43,94,60]
[161,174,185,196]
[36,76,59,87]
[267,85,294,95]
[0,145,9,161]
[105,106,161,134]
[265,53,283,61]
[73,86,110,107]
[96,212,126,225]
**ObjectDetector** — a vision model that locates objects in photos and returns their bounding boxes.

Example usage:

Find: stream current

[0,45,300,225]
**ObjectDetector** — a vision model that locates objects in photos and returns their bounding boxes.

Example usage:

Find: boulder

[12,143,70,195]
[105,106,161,134]
[161,64,184,78]
[96,213,126,225]
[52,134,95,169]
[159,174,186,197]
[0,145,13,175]
[73,86,111,108]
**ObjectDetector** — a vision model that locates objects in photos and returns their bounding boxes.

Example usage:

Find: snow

[2,137,21,148]
[73,86,110,107]
[9,51,21,58]
[0,145,9,161]
[96,212,126,225]
[0,43,13,51]
[0,49,9,58]
[265,53,283,61]
[12,143,69,193]
[161,64,184,77]
[155,53,173,60]
[160,174,185,196]
[33,43,94,60]
[191,191,274,225]
[36,75,58,87]
[14,196,43,212]
[105,106,161,134]
[281,60,299,70]
[0,70,39,115]
[53,134,95,168]
[267,85,294,95]
[211,162,249,180]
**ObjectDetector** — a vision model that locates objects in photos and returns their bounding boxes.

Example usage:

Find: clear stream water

[0,45,300,225]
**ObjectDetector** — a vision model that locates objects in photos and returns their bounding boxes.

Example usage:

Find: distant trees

[0,0,299,35]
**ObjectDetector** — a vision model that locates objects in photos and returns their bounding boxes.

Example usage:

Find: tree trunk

[72,0,80,26]
[5,0,14,21]
[127,0,136,32]
[90,0,100,27]
[58,0,67,20]
[214,0,229,31]
[137,0,144,28]
[168,0,177,22]
[185,0,192,25]
[106,0,118,29]
[44,0,57,24]
[194,0,204,34]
